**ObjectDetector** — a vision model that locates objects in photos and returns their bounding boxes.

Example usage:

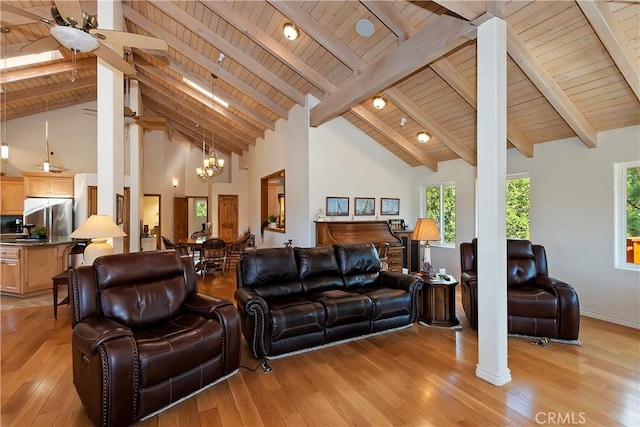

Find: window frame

[424,181,456,248]
[614,160,640,271]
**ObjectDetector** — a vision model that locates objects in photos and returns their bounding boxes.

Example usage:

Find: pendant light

[195,74,224,182]
[43,98,50,172]
[1,87,8,159]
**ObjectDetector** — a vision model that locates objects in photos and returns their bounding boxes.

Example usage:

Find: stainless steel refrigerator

[23,198,74,238]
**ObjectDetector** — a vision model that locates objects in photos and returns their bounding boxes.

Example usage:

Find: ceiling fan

[83,106,167,130]
[3,1,167,76]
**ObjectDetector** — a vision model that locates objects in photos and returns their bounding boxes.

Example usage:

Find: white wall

[418,125,640,327]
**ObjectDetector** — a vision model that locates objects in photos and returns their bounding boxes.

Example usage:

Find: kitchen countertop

[0,237,79,246]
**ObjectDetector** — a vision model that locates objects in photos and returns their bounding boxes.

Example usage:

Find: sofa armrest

[72,316,133,357]
[461,272,477,289]
[534,276,580,340]
[184,293,233,318]
[234,287,271,358]
[380,271,424,294]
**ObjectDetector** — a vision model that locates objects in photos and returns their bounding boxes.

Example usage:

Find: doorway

[174,196,209,241]
[143,194,161,250]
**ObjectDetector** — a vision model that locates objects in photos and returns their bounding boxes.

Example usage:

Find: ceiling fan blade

[89,29,168,51]
[18,36,61,56]
[2,4,51,24]
[53,0,84,27]
[94,44,136,76]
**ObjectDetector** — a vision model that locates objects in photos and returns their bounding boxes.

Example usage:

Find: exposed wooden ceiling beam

[142,52,275,131]
[577,0,640,102]
[267,0,367,74]
[383,87,477,166]
[506,22,598,148]
[138,81,255,148]
[0,57,95,84]
[432,1,486,21]
[5,92,96,120]
[122,4,288,119]
[310,14,467,127]
[201,0,336,95]
[350,105,437,171]
[135,62,264,140]
[430,57,534,157]
[6,76,95,103]
[150,1,305,106]
[360,1,417,42]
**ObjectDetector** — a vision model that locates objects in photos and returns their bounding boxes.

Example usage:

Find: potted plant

[268,214,278,228]
[260,220,269,241]
[33,226,48,240]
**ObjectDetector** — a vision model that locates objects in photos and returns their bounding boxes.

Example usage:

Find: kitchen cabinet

[23,172,74,198]
[0,177,24,215]
[0,241,72,296]
[0,247,21,293]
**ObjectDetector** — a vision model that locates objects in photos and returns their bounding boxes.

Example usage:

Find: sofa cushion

[238,248,303,298]
[334,243,381,289]
[353,287,412,320]
[268,297,326,341]
[508,287,558,318]
[134,314,223,388]
[295,246,344,293]
[311,289,373,327]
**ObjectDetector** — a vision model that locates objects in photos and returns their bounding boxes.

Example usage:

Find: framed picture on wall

[354,197,375,215]
[380,198,400,215]
[326,197,349,216]
[116,194,124,224]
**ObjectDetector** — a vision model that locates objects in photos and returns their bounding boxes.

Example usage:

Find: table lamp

[69,214,127,265]
[411,218,441,275]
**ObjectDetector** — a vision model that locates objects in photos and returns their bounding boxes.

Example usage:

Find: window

[195,200,207,218]
[426,183,455,245]
[615,161,640,269]
[506,175,530,239]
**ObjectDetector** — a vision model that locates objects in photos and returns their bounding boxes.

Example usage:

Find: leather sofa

[460,238,580,340]
[70,250,241,426]
[235,243,423,358]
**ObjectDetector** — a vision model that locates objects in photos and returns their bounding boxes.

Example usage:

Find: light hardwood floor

[1,267,638,426]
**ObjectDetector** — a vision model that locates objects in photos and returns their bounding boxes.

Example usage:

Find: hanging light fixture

[43,98,50,172]
[195,74,224,182]
[417,131,431,143]
[283,23,299,41]
[372,95,387,109]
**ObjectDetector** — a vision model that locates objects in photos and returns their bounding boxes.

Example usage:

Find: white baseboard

[581,310,640,329]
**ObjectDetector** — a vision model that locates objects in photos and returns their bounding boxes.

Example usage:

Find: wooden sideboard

[315,221,403,273]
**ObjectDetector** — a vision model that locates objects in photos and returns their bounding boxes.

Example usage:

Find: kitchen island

[0,237,78,296]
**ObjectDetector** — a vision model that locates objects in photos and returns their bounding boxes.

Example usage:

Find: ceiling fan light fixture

[283,23,299,41]
[372,96,386,109]
[50,26,100,52]
[417,131,431,143]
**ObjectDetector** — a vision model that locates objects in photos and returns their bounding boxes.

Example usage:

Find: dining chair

[161,236,190,257]
[224,233,254,271]
[200,238,227,279]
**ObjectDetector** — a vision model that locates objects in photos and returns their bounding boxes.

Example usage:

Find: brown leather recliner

[70,250,241,426]
[460,239,580,341]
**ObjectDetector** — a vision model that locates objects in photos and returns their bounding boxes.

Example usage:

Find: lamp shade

[411,218,441,242]
[70,215,127,265]
[70,215,127,239]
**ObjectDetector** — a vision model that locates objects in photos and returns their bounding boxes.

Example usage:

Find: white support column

[475,16,511,386]
[127,79,142,252]
[97,0,125,253]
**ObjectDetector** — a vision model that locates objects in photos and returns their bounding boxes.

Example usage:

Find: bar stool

[52,242,86,319]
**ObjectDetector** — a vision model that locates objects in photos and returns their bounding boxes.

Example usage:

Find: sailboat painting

[326,197,350,216]
[354,197,375,216]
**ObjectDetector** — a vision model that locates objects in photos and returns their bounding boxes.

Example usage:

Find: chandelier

[195,74,224,182]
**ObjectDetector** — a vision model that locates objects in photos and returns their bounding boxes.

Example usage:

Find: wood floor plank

[0,266,638,426]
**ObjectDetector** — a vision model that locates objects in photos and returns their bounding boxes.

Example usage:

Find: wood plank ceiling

[1,1,639,171]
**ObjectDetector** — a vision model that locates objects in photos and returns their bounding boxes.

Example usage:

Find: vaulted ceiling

[1,1,639,171]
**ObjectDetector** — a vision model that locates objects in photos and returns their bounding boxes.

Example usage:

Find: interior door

[218,195,238,243]
[174,197,188,241]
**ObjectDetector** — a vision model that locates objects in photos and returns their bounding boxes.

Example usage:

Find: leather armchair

[70,250,241,426]
[460,239,580,341]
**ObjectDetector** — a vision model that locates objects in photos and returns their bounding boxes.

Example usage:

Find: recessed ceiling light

[372,96,386,109]
[283,23,299,41]
[417,131,431,143]
[356,19,374,37]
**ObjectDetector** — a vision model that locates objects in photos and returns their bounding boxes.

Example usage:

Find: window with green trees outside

[426,183,455,245]
[506,176,530,239]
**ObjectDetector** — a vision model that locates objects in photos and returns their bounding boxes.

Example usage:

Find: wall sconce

[172,178,178,187]
[372,96,387,109]
[417,131,431,143]
[283,23,299,40]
